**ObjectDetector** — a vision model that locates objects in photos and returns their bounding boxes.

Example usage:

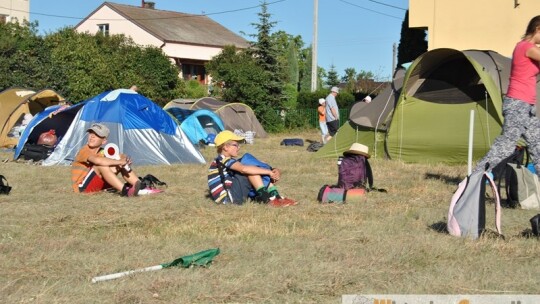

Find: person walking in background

[325,86,340,143]
[318,98,328,144]
[474,15,540,176]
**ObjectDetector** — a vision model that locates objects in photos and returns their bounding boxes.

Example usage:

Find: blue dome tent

[39,89,204,166]
[166,108,225,145]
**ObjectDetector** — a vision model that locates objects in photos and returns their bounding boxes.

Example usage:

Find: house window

[181,63,206,84]
[98,24,109,36]
[0,15,7,24]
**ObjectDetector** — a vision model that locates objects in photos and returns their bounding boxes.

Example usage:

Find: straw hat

[343,143,370,158]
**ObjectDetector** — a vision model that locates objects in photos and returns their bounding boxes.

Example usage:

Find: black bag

[306,142,324,152]
[139,174,167,189]
[491,146,526,207]
[530,214,540,236]
[280,138,304,146]
[0,175,12,195]
[19,143,54,161]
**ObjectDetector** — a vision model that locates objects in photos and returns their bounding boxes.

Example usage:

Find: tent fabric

[42,89,205,166]
[166,108,225,145]
[0,88,64,148]
[316,69,405,159]
[316,48,519,164]
[165,97,268,138]
[14,103,84,160]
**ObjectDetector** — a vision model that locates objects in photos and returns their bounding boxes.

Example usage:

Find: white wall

[0,0,29,24]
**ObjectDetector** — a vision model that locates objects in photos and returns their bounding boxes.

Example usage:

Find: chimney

[142,1,155,9]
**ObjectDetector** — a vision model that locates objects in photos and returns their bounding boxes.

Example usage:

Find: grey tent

[165,97,268,138]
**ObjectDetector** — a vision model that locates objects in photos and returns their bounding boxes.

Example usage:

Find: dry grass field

[1,129,540,303]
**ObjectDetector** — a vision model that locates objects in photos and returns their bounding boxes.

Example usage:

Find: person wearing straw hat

[325,86,340,142]
[207,130,297,207]
[317,98,328,144]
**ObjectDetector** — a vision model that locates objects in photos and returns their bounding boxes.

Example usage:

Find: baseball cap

[214,130,245,146]
[87,123,110,138]
[363,96,372,103]
[318,98,326,105]
[331,86,339,93]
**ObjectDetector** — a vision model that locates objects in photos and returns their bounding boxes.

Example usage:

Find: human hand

[270,168,281,183]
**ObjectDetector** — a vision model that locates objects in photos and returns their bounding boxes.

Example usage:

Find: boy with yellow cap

[207,130,296,207]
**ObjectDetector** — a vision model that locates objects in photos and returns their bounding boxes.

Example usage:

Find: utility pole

[311,0,318,92]
[392,43,397,76]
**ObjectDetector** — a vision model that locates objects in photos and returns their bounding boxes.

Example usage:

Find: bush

[184,79,208,99]
[284,109,310,130]
[258,105,284,133]
[296,89,328,109]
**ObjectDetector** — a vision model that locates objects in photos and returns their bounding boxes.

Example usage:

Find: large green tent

[317,48,514,164]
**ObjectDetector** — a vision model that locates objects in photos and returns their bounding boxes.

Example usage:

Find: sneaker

[269,197,297,207]
[138,187,164,195]
[126,180,141,197]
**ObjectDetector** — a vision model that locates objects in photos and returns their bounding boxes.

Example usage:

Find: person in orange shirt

[71,123,141,196]
[318,98,328,144]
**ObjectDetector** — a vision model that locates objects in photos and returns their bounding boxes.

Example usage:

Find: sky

[28,0,409,81]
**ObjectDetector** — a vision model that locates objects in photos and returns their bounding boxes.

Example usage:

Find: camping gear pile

[317,143,384,204]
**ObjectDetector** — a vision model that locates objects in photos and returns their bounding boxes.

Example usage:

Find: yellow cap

[214,130,245,146]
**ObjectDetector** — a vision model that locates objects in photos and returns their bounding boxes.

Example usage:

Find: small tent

[166,107,224,145]
[165,97,268,138]
[14,103,84,160]
[42,89,205,166]
[317,49,518,164]
[0,88,64,148]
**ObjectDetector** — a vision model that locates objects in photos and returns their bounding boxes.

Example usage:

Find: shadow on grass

[424,173,462,185]
[428,221,448,234]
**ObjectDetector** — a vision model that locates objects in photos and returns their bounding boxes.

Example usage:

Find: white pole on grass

[468,109,475,175]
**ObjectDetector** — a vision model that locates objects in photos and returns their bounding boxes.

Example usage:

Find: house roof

[82,2,249,48]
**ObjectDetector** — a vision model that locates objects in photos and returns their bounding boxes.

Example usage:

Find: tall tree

[247,1,284,108]
[397,10,427,69]
[326,64,339,88]
[342,68,357,92]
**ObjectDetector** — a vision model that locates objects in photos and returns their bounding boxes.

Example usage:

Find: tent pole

[468,109,475,175]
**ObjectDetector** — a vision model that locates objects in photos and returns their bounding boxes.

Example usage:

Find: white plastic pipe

[92,265,163,283]
[468,110,475,175]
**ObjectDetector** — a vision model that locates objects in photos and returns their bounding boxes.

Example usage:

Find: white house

[75,1,249,84]
[0,0,29,24]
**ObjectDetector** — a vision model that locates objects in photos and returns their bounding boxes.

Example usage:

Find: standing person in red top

[71,123,141,196]
[474,16,540,176]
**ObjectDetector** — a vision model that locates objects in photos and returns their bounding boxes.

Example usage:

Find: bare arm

[230,162,281,181]
[87,154,129,167]
[331,106,339,120]
[526,45,540,62]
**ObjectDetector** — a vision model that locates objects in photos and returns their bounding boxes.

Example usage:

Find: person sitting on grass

[71,123,141,197]
[207,130,297,207]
